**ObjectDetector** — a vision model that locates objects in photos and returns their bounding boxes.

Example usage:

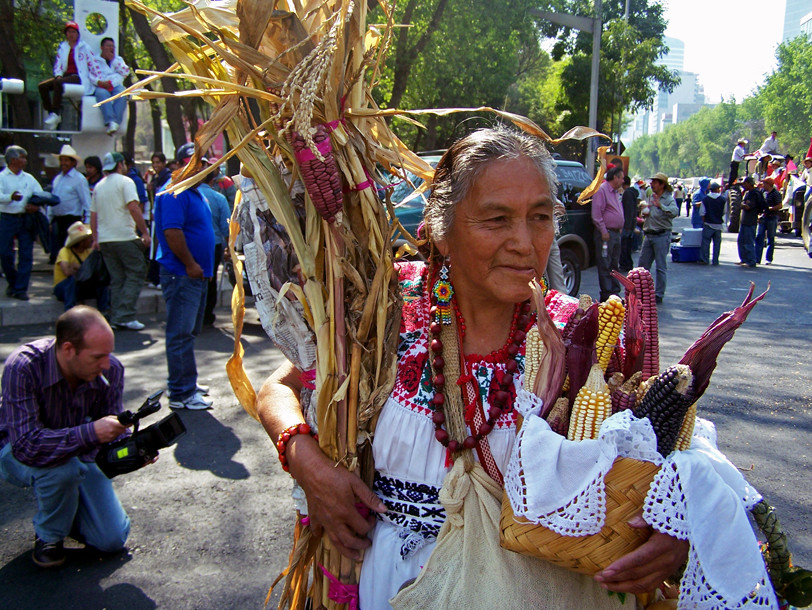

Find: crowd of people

[0,142,236,415]
[591,129,811,306]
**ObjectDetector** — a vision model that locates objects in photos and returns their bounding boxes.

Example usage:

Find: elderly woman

[257,127,687,608]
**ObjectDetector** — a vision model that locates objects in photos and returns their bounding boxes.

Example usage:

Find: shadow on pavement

[0,547,156,610]
[172,410,250,480]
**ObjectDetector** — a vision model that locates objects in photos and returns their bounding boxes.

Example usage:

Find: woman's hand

[288,435,386,560]
[593,515,689,594]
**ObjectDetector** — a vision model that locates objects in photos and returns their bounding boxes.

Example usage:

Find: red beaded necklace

[429,295,534,453]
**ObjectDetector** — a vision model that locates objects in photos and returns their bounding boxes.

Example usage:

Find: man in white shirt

[759,131,779,156]
[0,146,48,300]
[90,37,130,136]
[727,139,747,188]
[49,144,91,263]
[90,153,150,330]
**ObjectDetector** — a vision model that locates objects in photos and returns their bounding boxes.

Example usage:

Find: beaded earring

[432,260,453,325]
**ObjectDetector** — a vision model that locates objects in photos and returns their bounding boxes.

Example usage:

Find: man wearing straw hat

[49,144,90,264]
[637,172,678,303]
[53,221,110,312]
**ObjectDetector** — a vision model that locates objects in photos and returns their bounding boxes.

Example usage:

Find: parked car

[389,153,596,296]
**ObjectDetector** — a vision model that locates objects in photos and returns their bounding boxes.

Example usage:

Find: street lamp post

[530,0,602,174]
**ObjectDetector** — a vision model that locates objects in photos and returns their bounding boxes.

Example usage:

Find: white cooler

[681,227,703,248]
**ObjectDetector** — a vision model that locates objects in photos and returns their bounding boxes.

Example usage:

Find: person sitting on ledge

[53,221,110,313]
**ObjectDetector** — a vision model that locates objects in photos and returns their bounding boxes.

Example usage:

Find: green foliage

[372,0,545,149]
[1,0,73,83]
[626,37,812,178]
[757,36,812,156]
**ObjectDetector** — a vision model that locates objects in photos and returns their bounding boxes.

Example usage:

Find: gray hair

[423,125,559,244]
[5,145,27,164]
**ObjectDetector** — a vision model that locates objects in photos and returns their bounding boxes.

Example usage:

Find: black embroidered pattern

[374,473,445,558]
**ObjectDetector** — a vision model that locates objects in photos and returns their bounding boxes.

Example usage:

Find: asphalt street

[1,216,810,609]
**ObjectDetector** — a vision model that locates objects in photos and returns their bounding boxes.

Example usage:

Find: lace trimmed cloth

[504,393,779,609]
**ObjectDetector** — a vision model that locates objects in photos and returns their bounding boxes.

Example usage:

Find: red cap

[64,21,80,33]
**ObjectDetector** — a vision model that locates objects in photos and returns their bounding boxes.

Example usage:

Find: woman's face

[436,156,555,310]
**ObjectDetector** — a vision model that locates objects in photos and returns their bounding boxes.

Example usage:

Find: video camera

[96,390,186,478]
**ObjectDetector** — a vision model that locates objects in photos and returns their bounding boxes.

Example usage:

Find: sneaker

[11,292,29,301]
[196,384,210,396]
[106,122,119,136]
[43,112,60,130]
[33,537,65,568]
[655,296,663,304]
[115,320,145,331]
[169,392,212,410]
[765,260,771,265]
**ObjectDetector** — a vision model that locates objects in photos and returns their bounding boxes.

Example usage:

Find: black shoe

[12,292,29,301]
[655,296,663,304]
[5,286,12,298]
[33,537,65,568]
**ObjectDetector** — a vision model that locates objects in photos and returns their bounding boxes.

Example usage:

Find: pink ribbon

[300,369,316,390]
[319,564,360,610]
[294,138,333,164]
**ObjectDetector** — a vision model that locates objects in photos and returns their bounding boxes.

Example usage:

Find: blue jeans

[0,444,130,549]
[161,270,207,400]
[637,232,671,299]
[54,276,111,312]
[737,224,757,266]
[700,225,722,265]
[0,212,37,295]
[755,216,778,263]
[593,228,621,300]
[94,84,126,125]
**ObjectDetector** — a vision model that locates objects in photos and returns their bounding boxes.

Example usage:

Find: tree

[373,0,543,149]
[757,36,812,157]
[0,0,72,176]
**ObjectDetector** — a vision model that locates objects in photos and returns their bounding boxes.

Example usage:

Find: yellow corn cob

[636,374,658,405]
[561,375,570,395]
[674,402,697,450]
[567,364,611,441]
[597,295,626,373]
[524,325,543,390]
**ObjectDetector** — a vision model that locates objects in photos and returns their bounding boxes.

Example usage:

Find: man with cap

[756,178,782,265]
[38,21,96,130]
[53,221,110,312]
[637,172,678,303]
[89,37,130,135]
[49,144,91,264]
[153,144,215,409]
[728,139,748,189]
[737,176,765,268]
[90,152,150,330]
[0,145,48,300]
[699,181,725,265]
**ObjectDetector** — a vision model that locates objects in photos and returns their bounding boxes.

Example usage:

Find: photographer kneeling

[0,306,141,568]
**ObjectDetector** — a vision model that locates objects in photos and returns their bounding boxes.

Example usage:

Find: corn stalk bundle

[116,1,610,607]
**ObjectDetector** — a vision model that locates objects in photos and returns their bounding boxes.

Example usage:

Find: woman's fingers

[595,532,689,594]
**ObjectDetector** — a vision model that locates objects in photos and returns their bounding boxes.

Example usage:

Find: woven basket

[500,457,660,575]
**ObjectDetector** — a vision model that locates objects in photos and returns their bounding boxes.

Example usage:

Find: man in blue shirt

[49,145,91,264]
[153,144,215,410]
[197,165,230,326]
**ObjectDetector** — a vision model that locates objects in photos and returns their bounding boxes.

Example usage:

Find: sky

[662,0,787,102]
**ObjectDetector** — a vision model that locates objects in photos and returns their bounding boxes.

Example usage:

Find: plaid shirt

[0,338,125,467]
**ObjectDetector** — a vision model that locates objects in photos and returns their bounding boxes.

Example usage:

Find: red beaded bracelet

[276,423,318,473]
